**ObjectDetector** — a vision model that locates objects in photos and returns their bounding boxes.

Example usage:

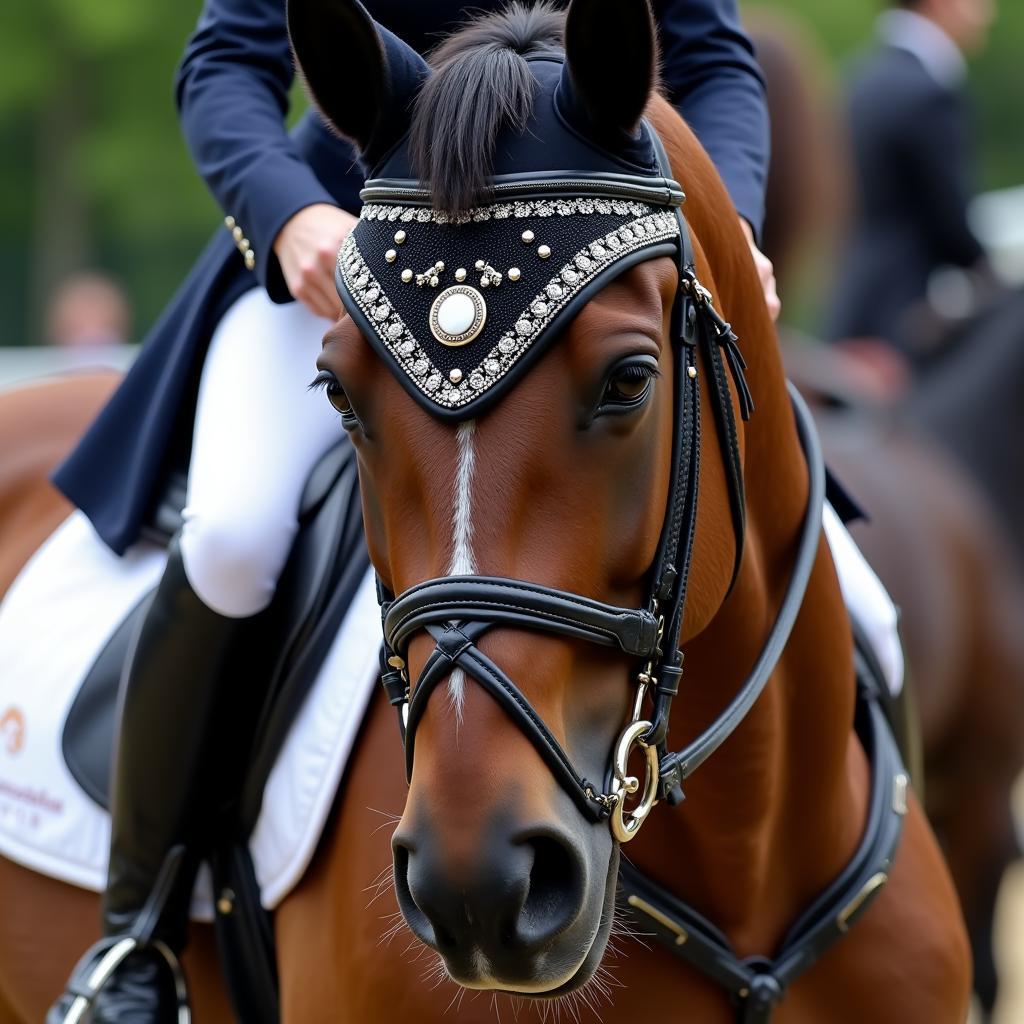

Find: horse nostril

[391,842,446,951]
[517,833,585,948]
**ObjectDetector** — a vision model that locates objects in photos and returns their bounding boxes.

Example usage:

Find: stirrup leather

[56,936,190,1024]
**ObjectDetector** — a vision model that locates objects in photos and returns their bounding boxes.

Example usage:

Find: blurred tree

[0,1,215,346]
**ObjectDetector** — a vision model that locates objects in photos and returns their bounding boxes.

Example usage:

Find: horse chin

[445,844,621,999]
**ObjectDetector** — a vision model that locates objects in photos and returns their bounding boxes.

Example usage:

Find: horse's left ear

[287,0,430,166]
[558,0,658,145]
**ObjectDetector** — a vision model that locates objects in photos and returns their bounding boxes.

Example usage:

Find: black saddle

[59,439,370,1022]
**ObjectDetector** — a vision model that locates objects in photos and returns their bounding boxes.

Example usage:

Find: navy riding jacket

[54,0,769,554]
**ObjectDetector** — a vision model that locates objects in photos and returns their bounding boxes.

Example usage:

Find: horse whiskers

[365,805,403,837]
[377,911,410,947]
[443,984,470,1017]
[365,805,402,819]
[533,963,617,1023]
[422,955,451,991]
[607,894,653,950]
[363,874,397,909]
[362,862,394,894]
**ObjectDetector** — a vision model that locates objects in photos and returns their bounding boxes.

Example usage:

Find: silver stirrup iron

[60,937,190,1024]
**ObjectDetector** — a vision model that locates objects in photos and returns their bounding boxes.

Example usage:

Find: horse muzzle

[391,815,614,993]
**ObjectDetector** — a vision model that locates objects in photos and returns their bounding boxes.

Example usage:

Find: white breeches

[180,288,341,618]
[823,504,904,696]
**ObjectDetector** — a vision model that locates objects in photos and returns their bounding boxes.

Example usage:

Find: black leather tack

[684,300,699,345]
[381,670,407,706]
[436,625,473,662]
[656,565,677,603]
[656,663,683,698]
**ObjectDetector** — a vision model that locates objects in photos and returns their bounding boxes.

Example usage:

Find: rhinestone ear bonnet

[337,190,681,416]
[335,60,685,420]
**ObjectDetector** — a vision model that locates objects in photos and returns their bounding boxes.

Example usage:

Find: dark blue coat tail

[53,0,768,555]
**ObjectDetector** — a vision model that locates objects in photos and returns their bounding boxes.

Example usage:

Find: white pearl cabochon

[436,291,476,336]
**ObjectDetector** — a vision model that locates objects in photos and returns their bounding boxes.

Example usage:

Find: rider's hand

[739,217,781,322]
[273,204,358,320]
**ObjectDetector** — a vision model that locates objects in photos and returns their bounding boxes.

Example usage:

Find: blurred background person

[45,271,132,351]
[828,0,997,371]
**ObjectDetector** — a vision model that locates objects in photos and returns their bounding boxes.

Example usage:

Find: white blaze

[446,421,478,716]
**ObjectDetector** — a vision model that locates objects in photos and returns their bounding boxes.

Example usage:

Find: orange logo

[0,707,25,756]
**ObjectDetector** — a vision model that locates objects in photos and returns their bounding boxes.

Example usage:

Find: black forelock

[409,2,566,214]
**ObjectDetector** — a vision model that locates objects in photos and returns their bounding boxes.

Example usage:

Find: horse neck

[630,319,865,949]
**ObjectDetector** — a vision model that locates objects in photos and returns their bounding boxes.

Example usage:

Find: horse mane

[409,2,565,213]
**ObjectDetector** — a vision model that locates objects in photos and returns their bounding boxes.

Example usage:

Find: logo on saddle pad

[0,707,25,756]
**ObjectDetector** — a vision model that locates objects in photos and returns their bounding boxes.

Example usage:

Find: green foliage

[0,2,1021,346]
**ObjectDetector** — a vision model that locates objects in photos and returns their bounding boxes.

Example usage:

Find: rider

[49,0,777,1019]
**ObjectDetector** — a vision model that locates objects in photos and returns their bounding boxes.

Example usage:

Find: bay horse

[0,1,969,1020]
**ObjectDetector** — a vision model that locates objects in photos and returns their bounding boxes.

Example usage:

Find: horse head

[289,0,742,996]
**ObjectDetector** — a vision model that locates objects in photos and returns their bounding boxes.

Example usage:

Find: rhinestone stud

[522,230,535,244]
[401,269,413,283]
[385,249,397,263]
[449,368,463,384]
[475,259,486,271]
[537,244,551,259]
[394,230,407,245]
[508,267,521,282]
[455,268,467,282]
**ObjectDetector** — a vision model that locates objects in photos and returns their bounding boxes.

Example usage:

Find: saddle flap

[61,596,151,810]
[60,440,366,813]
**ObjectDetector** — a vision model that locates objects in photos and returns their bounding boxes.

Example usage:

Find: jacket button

[224,215,236,229]
[244,250,256,271]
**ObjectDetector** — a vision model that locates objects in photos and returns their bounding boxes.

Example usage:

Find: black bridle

[375,143,825,843]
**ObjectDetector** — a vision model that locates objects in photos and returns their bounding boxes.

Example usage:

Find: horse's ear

[287,0,430,165]
[559,0,658,144]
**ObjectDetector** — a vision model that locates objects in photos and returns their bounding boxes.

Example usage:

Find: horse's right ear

[287,0,430,166]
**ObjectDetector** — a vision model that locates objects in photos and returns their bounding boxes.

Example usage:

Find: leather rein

[376,149,825,844]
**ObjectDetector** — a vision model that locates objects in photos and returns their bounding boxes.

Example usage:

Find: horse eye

[310,370,353,416]
[327,383,352,415]
[601,361,658,409]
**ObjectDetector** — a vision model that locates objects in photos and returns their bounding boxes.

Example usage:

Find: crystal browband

[337,195,681,416]
[360,196,657,224]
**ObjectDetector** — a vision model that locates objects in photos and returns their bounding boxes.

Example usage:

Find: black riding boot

[48,538,247,1024]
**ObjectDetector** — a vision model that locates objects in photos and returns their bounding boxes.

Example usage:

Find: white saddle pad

[0,512,379,920]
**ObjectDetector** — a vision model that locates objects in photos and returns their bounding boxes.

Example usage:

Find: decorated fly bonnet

[336,57,685,418]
